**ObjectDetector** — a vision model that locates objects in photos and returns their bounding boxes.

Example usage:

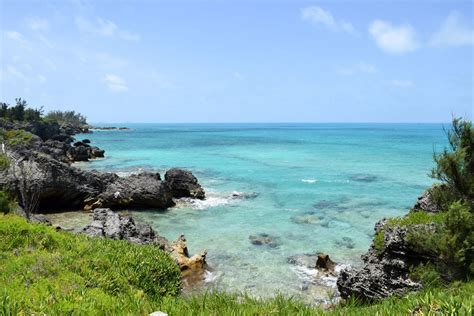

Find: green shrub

[0,214,181,314]
[2,129,34,146]
[409,263,443,288]
[0,153,9,170]
[0,192,15,214]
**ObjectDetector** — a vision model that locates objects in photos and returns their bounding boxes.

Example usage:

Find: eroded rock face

[165,168,205,200]
[336,223,434,301]
[82,208,168,248]
[316,253,336,272]
[412,187,442,213]
[171,234,208,286]
[1,151,203,211]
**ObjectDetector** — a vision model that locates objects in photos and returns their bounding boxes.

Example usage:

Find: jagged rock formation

[336,211,438,301]
[412,187,442,213]
[82,208,208,286]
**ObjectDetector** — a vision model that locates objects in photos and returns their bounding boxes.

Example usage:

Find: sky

[0,0,473,123]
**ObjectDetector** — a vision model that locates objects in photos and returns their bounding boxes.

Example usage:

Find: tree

[9,98,27,121]
[431,118,474,203]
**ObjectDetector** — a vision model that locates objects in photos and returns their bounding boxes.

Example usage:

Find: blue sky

[1,0,472,123]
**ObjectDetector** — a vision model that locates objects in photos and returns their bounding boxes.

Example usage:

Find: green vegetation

[0,192,15,214]
[0,129,35,146]
[44,110,88,129]
[0,98,43,122]
[1,214,472,315]
[0,214,181,315]
[374,117,473,282]
[1,98,88,130]
[0,153,9,170]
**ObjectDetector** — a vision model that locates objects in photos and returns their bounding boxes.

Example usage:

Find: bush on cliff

[0,153,9,169]
[44,110,88,129]
[0,214,181,315]
[0,129,35,146]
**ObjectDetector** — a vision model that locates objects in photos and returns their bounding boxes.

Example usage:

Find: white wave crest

[301,179,317,183]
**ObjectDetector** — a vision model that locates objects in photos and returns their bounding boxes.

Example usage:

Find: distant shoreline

[89,126,130,131]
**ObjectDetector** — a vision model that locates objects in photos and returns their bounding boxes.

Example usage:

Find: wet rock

[82,139,91,144]
[249,233,280,248]
[231,191,259,199]
[165,168,205,200]
[316,253,336,272]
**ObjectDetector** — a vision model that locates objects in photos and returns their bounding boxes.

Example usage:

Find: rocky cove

[0,119,459,305]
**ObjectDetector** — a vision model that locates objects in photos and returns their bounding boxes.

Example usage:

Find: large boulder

[164,168,205,199]
[91,172,175,210]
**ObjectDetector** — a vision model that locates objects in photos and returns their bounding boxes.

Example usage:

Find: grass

[0,214,472,315]
[1,129,35,146]
[0,214,181,315]
[374,211,446,253]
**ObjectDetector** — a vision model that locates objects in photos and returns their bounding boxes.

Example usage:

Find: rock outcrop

[412,187,442,213]
[0,150,204,211]
[82,208,168,248]
[336,221,435,301]
[165,168,205,199]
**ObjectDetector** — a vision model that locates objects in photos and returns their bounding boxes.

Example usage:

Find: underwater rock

[349,174,378,183]
[291,212,320,224]
[313,200,341,209]
[249,233,280,248]
[335,236,355,249]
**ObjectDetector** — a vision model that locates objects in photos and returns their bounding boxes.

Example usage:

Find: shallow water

[72,123,446,303]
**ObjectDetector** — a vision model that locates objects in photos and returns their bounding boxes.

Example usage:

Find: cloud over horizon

[104,74,128,92]
[301,6,355,34]
[75,17,140,41]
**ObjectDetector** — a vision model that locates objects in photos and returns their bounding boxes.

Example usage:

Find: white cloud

[75,17,140,41]
[4,31,30,48]
[4,65,26,81]
[104,74,128,92]
[25,17,50,32]
[38,75,47,83]
[369,20,418,54]
[391,79,415,87]
[430,11,474,47]
[337,62,377,75]
[301,6,355,34]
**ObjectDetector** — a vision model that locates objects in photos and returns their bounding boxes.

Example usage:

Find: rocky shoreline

[0,119,209,287]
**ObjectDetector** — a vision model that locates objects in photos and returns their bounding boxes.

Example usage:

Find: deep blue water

[72,123,447,301]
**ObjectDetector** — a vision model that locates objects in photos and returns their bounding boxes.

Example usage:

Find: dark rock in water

[313,200,341,209]
[249,233,280,248]
[412,187,442,213]
[90,146,105,158]
[335,236,355,249]
[287,253,319,269]
[349,174,378,183]
[73,141,89,147]
[68,145,90,161]
[82,208,168,247]
[231,191,259,199]
[316,253,336,271]
[82,139,91,144]
[165,168,205,199]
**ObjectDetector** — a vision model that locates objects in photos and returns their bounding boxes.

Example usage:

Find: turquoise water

[77,123,447,302]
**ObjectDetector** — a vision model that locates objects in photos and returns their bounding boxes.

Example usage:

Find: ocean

[72,123,447,302]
